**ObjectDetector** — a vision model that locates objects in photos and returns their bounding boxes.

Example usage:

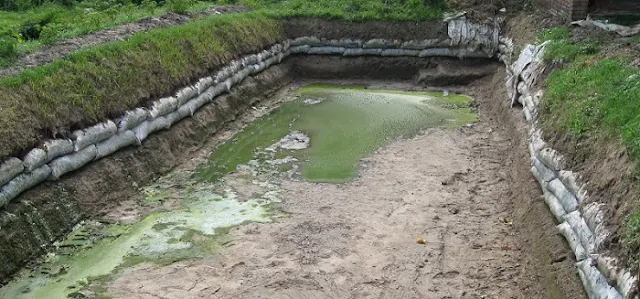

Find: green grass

[238,0,447,21]
[538,27,600,62]
[0,12,282,157]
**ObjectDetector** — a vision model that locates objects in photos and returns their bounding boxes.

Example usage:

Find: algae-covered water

[198,84,476,183]
[0,85,475,298]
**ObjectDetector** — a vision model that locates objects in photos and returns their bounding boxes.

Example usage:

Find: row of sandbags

[508,40,637,299]
[0,42,291,208]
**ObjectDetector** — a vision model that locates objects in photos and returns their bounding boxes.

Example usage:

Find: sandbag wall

[500,39,639,299]
[0,42,292,208]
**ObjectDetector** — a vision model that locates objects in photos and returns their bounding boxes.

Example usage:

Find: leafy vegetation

[0,12,282,157]
[238,0,447,21]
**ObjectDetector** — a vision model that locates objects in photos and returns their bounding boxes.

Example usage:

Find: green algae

[199,84,476,183]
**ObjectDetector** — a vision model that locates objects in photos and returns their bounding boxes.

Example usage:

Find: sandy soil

[105,120,532,298]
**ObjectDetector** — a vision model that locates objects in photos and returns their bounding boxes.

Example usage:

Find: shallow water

[0,85,476,298]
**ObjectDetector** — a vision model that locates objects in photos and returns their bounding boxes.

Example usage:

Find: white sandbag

[401,39,441,50]
[0,157,24,186]
[242,54,259,66]
[558,222,588,261]
[523,95,535,110]
[533,89,544,106]
[117,108,149,132]
[582,203,610,249]
[363,39,400,49]
[289,45,311,54]
[230,68,250,85]
[334,39,363,48]
[44,139,74,162]
[256,50,271,62]
[228,60,243,75]
[223,78,233,92]
[536,147,566,171]
[307,47,346,55]
[594,256,638,299]
[548,179,579,212]
[149,97,179,119]
[132,117,171,145]
[251,62,267,74]
[564,211,596,254]
[72,120,118,152]
[531,165,548,190]
[418,48,459,57]
[530,129,548,153]
[559,170,584,201]
[533,157,556,182]
[506,75,517,106]
[343,48,383,56]
[214,67,233,83]
[517,81,529,97]
[447,19,499,53]
[283,39,291,50]
[264,56,279,67]
[381,49,420,57]
[544,191,567,223]
[22,148,48,172]
[95,130,136,160]
[211,83,227,98]
[524,105,532,121]
[175,86,198,106]
[195,77,214,94]
[291,36,323,47]
[165,108,191,126]
[577,258,623,299]
[49,145,96,180]
[0,164,51,207]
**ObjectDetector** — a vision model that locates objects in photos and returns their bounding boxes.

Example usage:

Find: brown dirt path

[105,121,539,298]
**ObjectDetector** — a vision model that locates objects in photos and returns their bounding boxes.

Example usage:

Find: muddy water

[0,85,475,299]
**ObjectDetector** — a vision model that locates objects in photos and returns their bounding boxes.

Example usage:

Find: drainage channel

[0,84,493,298]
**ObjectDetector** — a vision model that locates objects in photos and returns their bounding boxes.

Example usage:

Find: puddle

[198,84,476,183]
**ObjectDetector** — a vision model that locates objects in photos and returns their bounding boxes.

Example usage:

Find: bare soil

[0,5,247,79]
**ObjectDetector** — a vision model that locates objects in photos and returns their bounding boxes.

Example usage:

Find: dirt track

[106,120,531,298]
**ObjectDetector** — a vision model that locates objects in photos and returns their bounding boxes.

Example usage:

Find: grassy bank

[0,12,281,157]
[537,28,640,267]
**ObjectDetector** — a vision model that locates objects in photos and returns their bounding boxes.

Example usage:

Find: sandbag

[548,179,579,212]
[343,48,383,56]
[522,95,535,110]
[558,222,588,261]
[418,48,459,57]
[544,191,567,223]
[506,74,517,106]
[22,148,47,172]
[242,54,259,66]
[577,258,623,299]
[180,90,214,116]
[289,45,311,54]
[447,19,499,53]
[223,78,233,92]
[132,117,171,144]
[211,83,227,98]
[401,39,440,50]
[595,256,638,299]
[0,157,24,186]
[517,81,529,97]
[49,145,96,180]
[530,129,548,153]
[307,47,346,55]
[381,49,420,57]
[533,157,556,182]
[0,164,51,207]
[72,120,118,152]
[291,36,323,47]
[214,67,233,83]
[44,139,74,162]
[582,203,610,250]
[333,38,363,48]
[511,44,535,77]
[363,39,400,49]
[564,211,596,254]
[195,77,214,94]
[536,147,566,171]
[165,108,191,126]
[533,89,544,106]
[149,97,179,119]
[95,130,136,160]
[264,56,279,67]
[523,105,532,121]
[118,108,149,132]
[559,170,583,201]
[530,165,548,191]
[175,86,198,106]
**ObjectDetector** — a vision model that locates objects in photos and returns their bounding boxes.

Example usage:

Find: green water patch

[0,174,277,299]
[198,84,476,183]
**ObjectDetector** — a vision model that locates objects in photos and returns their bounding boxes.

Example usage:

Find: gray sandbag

[0,157,24,186]
[118,108,149,132]
[512,44,535,77]
[195,77,214,94]
[44,139,74,162]
[559,170,584,201]
[269,43,283,53]
[418,48,459,57]
[228,60,243,75]
[214,67,233,83]
[132,117,171,145]
[250,63,265,74]
[564,210,596,254]
[533,157,556,182]
[533,89,544,106]
[517,81,529,97]
[577,258,623,299]
[343,48,383,56]
[334,38,363,48]
[401,39,441,50]
[165,108,191,126]
[179,93,210,117]
[530,129,548,154]
[264,56,279,68]
[242,54,259,66]
[176,86,198,106]
[0,164,51,207]
[595,256,638,299]
[517,95,525,106]
[95,130,136,160]
[256,50,271,62]
[72,120,117,151]
[530,165,548,190]
[506,74,517,106]
[381,49,420,57]
[291,36,323,47]
[211,83,227,98]
[558,222,588,261]
[536,147,566,172]
[523,105,533,121]
[283,39,291,50]
[149,97,179,119]
[289,45,311,54]
[22,148,47,172]
[49,145,96,180]
[582,203,610,250]
[522,95,535,110]
[544,191,567,223]
[232,68,252,85]
[548,179,579,212]
[307,47,346,55]
[223,78,233,92]
[363,39,400,49]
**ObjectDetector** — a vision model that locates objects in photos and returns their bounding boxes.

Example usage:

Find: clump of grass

[538,27,600,62]
[238,0,447,21]
[0,12,282,157]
